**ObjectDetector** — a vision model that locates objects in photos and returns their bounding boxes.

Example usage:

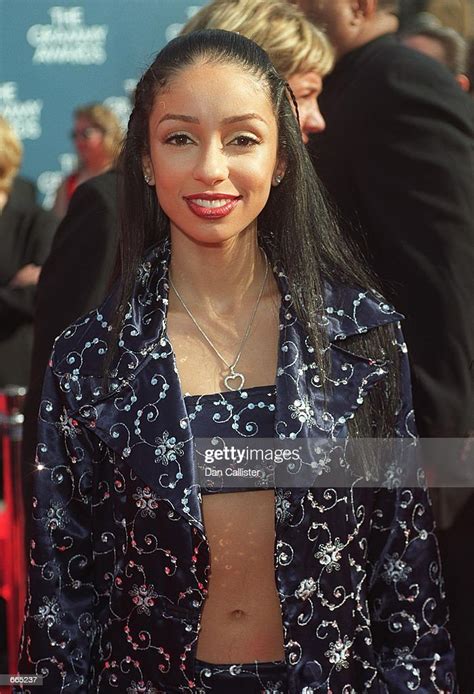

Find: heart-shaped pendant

[224,370,245,391]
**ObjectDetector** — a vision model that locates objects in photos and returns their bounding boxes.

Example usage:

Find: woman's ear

[142,155,155,186]
[272,158,287,187]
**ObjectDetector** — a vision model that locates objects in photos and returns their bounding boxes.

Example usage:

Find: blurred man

[402,20,471,92]
[296,1,474,690]
[297,0,474,440]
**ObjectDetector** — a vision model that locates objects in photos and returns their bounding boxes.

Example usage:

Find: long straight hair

[112,30,400,440]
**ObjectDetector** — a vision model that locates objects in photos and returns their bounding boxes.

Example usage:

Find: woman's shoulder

[322,280,403,342]
[49,298,118,377]
[50,244,168,379]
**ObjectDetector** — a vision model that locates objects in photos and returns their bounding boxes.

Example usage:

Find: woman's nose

[193,142,228,185]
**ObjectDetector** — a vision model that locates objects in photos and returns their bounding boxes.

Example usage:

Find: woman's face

[71,116,106,166]
[144,61,284,246]
[287,70,326,143]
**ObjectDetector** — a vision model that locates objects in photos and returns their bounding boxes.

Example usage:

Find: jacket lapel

[273,277,398,499]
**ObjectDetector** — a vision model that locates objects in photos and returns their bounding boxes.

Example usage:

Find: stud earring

[273,175,282,186]
[144,172,152,184]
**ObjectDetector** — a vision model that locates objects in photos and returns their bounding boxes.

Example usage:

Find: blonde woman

[0,116,57,386]
[53,103,123,219]
[181,0,334,142]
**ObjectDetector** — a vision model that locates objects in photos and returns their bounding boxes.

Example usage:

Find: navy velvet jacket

[17,240,456,693]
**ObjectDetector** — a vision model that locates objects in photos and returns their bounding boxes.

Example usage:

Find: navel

[230,609,246,620]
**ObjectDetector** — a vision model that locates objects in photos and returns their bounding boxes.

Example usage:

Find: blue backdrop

[0,0,206,207]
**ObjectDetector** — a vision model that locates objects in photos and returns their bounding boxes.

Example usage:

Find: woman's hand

[9,263,42,288]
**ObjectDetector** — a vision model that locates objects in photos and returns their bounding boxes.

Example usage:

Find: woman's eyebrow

[157,113,267,125]
[221,113,268,125]
[158,113,199,124]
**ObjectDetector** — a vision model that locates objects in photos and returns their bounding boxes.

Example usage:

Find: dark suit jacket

[22,170,118,513]
[0,198,57,387]
[309,34,474,440]
[9,176,37,209]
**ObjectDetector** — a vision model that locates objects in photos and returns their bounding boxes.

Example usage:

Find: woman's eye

[165,133,193,146]
[230,135,260,147]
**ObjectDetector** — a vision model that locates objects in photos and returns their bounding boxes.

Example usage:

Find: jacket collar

[55,238,402,531]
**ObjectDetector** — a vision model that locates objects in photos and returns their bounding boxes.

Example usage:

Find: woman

[52,103,122,219]
[181,0,333,142]
[17,31,455,693]
[0,116,57,387]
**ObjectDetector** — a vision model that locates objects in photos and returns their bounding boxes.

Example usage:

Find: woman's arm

[0,207,57,321]
[367,324,457,692]
[16,365,96,693]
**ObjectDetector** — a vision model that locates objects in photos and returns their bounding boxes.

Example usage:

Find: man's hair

[404,24,468,75]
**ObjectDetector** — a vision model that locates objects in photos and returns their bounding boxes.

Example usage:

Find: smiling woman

[17,29,456,694]
[143,62,283,247]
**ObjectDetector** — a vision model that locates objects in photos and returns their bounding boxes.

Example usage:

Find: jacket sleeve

[17,363,96,694]
[21,176,118,566]
[367,324,457,692]
[0,207,57,321]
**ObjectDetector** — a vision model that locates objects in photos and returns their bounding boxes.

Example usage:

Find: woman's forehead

[165,59,266,91]
[151,62,274,122]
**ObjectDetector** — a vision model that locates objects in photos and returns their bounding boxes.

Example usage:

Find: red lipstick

[183,193,241,219]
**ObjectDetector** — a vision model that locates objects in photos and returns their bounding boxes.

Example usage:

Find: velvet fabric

[17,239,456,692]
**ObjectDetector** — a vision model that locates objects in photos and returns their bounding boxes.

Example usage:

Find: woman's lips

[183,193,241,219]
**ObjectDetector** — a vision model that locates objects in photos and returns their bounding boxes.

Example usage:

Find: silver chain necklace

[169,254,269,391]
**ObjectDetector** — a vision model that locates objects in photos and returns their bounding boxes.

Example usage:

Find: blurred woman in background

[181,0,334,142]
[0,116,57,387]
[52,103,123,219]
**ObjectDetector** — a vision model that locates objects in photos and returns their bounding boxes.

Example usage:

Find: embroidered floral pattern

[126,679,158,694]
[44,500,68,532]
[288,396,316,426]
[33,596,62,628]
[381,553,413,584]
[295,577,318,601]
[154,430,184,465]
[325,635,353,671]
[133,486,159,518]
[315,538,345,572]
[129,584,158,615]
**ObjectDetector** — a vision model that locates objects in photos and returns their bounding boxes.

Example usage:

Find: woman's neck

[169,226,270,316]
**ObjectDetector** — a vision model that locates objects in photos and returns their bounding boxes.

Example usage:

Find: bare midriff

[196,489,285,663]
[166,282,284,663]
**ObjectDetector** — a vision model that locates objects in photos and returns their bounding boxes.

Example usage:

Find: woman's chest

[166,298,280,396]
